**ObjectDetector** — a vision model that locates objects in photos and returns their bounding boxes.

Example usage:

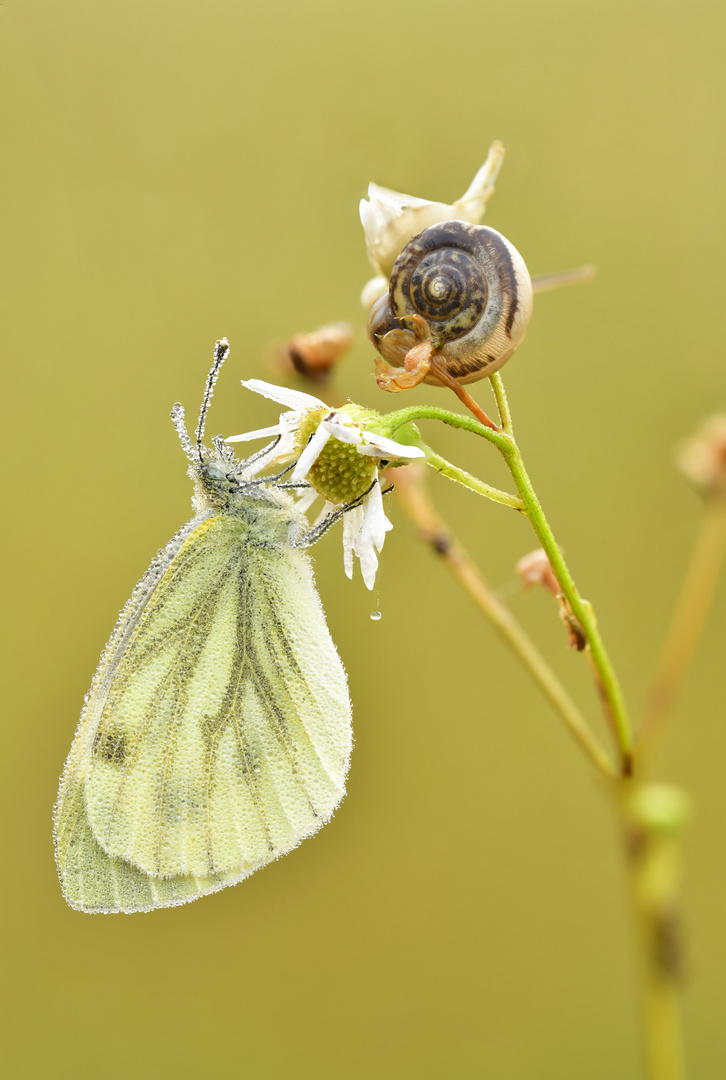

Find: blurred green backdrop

[3,1,725,1077]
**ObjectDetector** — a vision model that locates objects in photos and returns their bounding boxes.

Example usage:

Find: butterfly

[53,340,352,913]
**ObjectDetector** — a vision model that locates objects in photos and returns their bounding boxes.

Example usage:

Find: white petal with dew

[295,488,319,514]
[342,504,365,581]
[273,432,298,459]
[226,423,284,443]
[226,407,300,463]
[240,379,327,411]
[359,479,393,553]
[320,418,364,446]
[292,425,332,482]
[356,432,425,459]
[314,499,338,528]
[229,429,298,476]
[356,534,380,591]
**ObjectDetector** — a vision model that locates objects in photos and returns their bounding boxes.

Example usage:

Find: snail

[366,219,533,388]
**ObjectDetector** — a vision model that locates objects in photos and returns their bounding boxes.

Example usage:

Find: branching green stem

[382,404,510,452]
[489,372,513,433]
[381,370,694,1077]
[390,464,616,778]
[501,432,634,773]
[386,380,635,774]
[424,449,525,512]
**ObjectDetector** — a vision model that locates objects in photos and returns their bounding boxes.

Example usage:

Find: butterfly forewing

[54,501,352,913]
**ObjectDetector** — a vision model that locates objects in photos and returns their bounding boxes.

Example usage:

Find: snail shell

[366,219,533,386]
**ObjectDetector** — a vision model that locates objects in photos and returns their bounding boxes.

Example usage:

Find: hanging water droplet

[370,610,382,621]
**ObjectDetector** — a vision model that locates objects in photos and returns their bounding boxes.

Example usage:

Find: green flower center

[296,409,378,504]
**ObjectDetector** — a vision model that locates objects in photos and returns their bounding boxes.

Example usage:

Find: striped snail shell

[366,219,533,386]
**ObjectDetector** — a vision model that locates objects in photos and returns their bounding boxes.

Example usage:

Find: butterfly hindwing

[54,507,352,913]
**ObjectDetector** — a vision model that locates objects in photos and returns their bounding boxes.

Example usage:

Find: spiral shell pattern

[366,220,533,386]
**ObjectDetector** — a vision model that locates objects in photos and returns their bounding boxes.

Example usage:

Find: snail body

[366,220,533,386]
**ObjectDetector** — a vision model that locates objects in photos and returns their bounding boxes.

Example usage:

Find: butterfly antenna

[195,338,231,463]
[171,403,197,461]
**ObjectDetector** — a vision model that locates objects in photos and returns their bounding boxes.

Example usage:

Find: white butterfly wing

[54,510,352,913]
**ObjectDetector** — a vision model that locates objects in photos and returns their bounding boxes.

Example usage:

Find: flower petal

[357,541,379,591]
[359,142,506,278]
[295,487,319,514]
[313,498,337,527]
[231,428,298,478]
[360,275,388,311]
[360,185,456,278]
[359,478,393,553]
[451,141,505,223]
[226,423,285,443]
[320,417,364,445]
[291,424,332,481]
[356,431,425,459]
[238,433,296,478]
[241,379,327,411]
[342,504,365,580]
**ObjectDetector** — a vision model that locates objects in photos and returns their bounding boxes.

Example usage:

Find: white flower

[341,474,392,590]
[225,381,325,471]
[227,379,424,588]
[359,140,506,306]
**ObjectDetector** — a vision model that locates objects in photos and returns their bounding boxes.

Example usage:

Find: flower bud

[627,783,691,837]
[359,141,505,284]
[516,548,560,596]
[276,323,353,384]
[676,414,726,497]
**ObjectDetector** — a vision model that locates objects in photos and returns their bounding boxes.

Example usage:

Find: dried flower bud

[516,549,560,596]
[516,548,586,649]
[275,323,353,385]
[676,414,726,497]
[359,140,505,287]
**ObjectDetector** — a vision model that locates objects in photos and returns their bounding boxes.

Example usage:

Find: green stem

[387,377,682,1073]
[424,450,525,512]
[502,433,634,773]
[637,933,685,1080]
[383,404,509,452]
[490,372,513,433]
[486,598,616,778]
[390,465,616,778]
[623,783,688,1080]
[493,374,683,1074]
[386,381,635,773]
[490,374,634,772]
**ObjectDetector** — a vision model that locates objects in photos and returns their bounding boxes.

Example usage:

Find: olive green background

[3,1,725,1077]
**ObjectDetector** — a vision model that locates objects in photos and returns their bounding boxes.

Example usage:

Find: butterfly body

[54,429,352,913]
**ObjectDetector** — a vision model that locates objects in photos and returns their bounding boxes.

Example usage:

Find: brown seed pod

[366,219,533,386]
